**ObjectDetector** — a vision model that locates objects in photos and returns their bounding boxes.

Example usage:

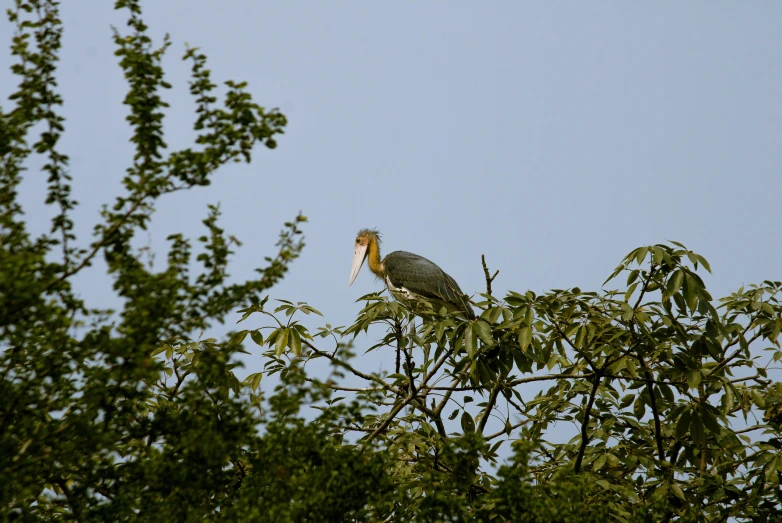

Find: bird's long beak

[349,243,368,286]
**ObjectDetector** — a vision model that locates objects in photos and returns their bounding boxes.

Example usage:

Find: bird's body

[349,229,475,319]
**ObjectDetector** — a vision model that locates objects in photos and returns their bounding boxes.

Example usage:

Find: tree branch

[486,418,527,441]
[433,377,460,417]
[361,394,412,451]
[627,265,666,464]
[549,320,599,372]
[481,254,499,297]
[55,478,84,523]
[574,371,603,473]
[304,340,397,394]
[43,191,151,292]
[477,379,502,434]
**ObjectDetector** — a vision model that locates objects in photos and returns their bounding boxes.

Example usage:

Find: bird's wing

[384,251,475,319]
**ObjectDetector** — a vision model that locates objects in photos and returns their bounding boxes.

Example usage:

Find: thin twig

[477,380,503,434]
[362,394,411,451]
[304,340,397,394]
[481,254,499,297]
[486,418,528,441]
[509,372,592,388]
[433,377,461,417]
[549,321,599,372]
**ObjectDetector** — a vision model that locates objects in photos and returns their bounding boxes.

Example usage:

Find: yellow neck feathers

[366,234,384,277]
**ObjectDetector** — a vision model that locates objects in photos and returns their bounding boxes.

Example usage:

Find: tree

[2,2,781,522]
[1,0,305,519]
[249,245,782,521]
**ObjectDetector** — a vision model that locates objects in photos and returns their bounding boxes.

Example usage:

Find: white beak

[349,243,368,286]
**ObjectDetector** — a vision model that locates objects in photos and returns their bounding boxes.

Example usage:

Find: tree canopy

[2,1,781,521]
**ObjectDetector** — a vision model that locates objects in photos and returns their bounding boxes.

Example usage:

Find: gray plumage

[383,251,475,320]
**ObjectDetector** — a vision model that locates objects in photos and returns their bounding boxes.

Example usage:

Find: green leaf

[593,454,607,471]
[525,306,533,326]
[461,411,475,433]
[666,270,684,298]
[435,322,445,342]
[624,282,639,303]
[518,326,532,352]
[690,416,704,445]
[635,246,649,266]
[289,328,302,356]
[481,307,502,324]
[652,246,665,265]
[506,296,524,307]
[764,456,780,481]
[448,409,459,420]
[722,385,735,414]
[275,328,289,356]
[232,330,249,344]
[301,305,323,316]
[246,372,262,392]
[651,484,668,502]
[739,333,749,354]
[633,396,646,420]
[676,410,690,440]
[620,302,633,321]
[464,325,477,357]
[658,384,674,403]
[473,320,493,346]
[673,293,687,314]
[687,370,701,389]
[250,330,264,346]
[671,484,685,501]
[700,407,721,434]
[750,389,766,408]
[696,255,711,273]
[683,273,698,312]
[574,325,587,348]
[603,266,623,286]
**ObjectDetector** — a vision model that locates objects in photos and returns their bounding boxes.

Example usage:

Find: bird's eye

[355,238,360,244]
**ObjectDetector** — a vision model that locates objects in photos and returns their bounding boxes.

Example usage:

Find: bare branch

[304,340,397,394]
[481,254,498,297]
[477,380,503,434]
[486,418,527,441]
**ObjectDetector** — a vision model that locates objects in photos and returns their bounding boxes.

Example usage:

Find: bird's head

[349,229,381,286]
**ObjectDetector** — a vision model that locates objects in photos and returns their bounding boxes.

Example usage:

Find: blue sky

[3,2,781,433]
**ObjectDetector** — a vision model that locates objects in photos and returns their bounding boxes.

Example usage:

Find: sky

[3,2,781,440]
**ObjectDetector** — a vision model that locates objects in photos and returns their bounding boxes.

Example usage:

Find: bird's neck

[367,235,384,277]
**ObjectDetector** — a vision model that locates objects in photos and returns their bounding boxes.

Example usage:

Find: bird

[349,229,475,320]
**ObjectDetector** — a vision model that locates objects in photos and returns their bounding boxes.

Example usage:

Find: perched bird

[349,229,475,320]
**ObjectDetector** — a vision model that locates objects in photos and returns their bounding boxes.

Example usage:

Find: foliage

[1,0,303,520]
[248,243,782,521]
[2,1,781,522]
